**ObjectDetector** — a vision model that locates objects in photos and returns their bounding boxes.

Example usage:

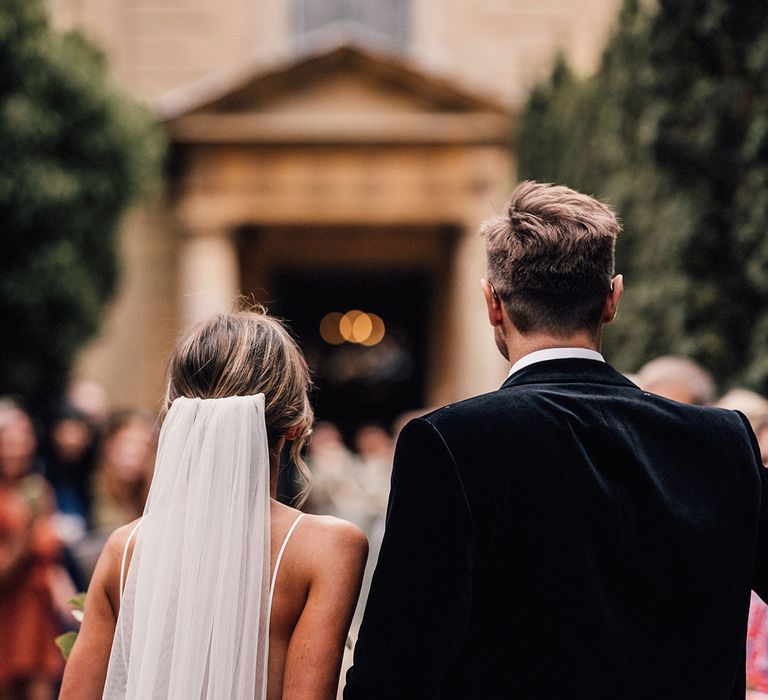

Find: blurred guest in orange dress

[0,406,64,700]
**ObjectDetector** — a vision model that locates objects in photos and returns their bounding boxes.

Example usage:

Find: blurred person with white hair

[717,388,768,465]
[636,355,716,405]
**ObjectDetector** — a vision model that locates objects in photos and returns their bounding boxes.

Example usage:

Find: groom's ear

[481,279,504,327]
[602,274,624,325]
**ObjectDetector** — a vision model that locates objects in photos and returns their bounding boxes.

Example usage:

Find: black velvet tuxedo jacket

[344,359,768,699]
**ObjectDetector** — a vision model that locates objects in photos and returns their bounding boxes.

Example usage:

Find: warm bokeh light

[339,310,363,342]
[351,312,373,343]
[319,312,345,345]
[360,313,385,346]
[321,310,386,346]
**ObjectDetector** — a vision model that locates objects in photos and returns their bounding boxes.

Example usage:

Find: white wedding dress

[102,394,300,700]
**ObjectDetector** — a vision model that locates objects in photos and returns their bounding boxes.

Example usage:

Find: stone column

[431,215,508,407]
[178,227,240,328]
[428,140,513,407]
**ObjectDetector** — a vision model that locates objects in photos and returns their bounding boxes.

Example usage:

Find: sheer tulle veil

[103,393,272,699]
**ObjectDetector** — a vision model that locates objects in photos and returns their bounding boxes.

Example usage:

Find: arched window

[293,0,410,52]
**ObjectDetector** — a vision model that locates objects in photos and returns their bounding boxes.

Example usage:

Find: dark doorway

[271,267,430,442]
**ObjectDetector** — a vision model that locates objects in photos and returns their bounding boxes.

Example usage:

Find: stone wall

[46,0,620,104]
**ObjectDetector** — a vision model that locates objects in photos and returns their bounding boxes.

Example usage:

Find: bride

[60,309,368,699]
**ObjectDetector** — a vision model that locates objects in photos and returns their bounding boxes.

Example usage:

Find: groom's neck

[504,327,602,369]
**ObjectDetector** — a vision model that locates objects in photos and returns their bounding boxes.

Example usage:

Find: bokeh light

[360,314,385,346]
[339,310,364,342]
[319,312,345,345]
[351,312,373,343]
[321,310,386,346]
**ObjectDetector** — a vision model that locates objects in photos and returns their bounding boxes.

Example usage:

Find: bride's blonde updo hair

[164,307,313,505]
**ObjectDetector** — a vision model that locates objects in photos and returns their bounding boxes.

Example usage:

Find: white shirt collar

[507,347,605,377]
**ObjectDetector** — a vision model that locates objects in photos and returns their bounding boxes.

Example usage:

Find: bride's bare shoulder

[104,518,142,552]
[293,513,368,589]
[94,519,142,609]
[100,518,142,572]
[274,504,368,572]
[299,512,368,551]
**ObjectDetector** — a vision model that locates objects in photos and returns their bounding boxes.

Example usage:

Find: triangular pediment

[160,43,510,145]
[160,43,508,120]
[218,68,436,116]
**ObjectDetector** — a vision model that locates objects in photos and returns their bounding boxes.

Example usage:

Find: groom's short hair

[481,180,620,335]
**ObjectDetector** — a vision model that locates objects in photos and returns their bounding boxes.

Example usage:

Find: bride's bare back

[267,502,366,697]
[60,501,367,699]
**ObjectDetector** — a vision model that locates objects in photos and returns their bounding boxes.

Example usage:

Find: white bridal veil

[103,394,272,700]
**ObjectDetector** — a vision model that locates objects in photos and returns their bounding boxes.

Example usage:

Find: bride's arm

[282,519,368,699]
[59,525,132,699]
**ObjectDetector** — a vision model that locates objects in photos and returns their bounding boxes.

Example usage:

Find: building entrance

[238,223,455,441]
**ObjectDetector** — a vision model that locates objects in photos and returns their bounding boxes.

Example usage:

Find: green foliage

[54,593,87,660]
[517,56,586,186]
[68,592,87,611]
[0,0,165,411]
[518,0,768,391]
[55,631,77,661]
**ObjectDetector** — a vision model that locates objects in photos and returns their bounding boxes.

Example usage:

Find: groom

[345,181,768,699]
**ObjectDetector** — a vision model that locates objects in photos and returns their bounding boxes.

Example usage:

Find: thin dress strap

[268,513,305,614]
[119,520,142,606]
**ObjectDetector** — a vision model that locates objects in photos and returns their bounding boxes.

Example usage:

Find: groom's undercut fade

[481,180,620,336]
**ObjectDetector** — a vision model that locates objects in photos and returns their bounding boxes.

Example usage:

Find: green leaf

[55,631,78,660]
[68,592,87,611]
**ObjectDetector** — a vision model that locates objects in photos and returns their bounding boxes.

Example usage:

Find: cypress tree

[518,0,768,391]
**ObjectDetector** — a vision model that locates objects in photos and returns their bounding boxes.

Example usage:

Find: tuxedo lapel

[500,358,639,391]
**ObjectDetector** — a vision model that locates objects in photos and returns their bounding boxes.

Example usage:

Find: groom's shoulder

[415,382,754,445]
[415,387,524,437]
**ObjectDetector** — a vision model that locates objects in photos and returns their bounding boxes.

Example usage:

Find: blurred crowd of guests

[0,380,157,699]
[305,421,396,533]
[3,358,768,698]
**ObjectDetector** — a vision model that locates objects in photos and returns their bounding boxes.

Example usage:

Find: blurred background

[29,0,623,423]
[5,0,768,696]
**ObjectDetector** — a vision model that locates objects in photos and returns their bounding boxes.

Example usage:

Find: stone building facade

[46,0,620,425]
